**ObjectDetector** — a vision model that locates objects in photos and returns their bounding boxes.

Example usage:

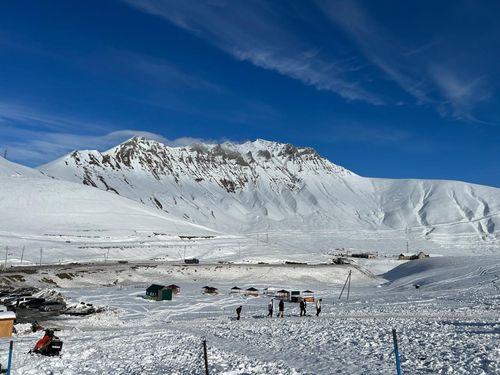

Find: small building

[166,284,181,294]
[416,251,429,259]
[185,258,200,264]
[0,311,16,338]
[302,290,315,303]
[263,287,276,297]
[399,252,430,261]
[276,289,290,301]
[290,290,301,303]
[245,287,259,297]
[230,286,242,294]
[145,284,172,301]
[351,253,377,259]
[202,286,218,295]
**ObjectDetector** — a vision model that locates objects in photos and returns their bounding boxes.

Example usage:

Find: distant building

[202,286,218,295]
[166,284,181,294]
[350,253,377,259]
[263,287,277,297]
[145,284,173,301]
[276,289,290,301]
[399,252,430,261]
[230,286,241,294]
[291,290,301,303]
[245,287,259,297]
[185,258,199,264]
[302,290,315,303]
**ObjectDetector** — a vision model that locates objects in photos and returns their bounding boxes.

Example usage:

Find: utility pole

[20,246,25,265]
[202,337,209,375]
[105,248,110,263]
[39,248,43,267]
[339,270,352,300]
[4,246,8,269]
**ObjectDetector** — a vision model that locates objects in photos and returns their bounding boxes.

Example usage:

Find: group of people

[236,298,323,320]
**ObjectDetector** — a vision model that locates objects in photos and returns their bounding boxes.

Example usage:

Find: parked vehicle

[39,302,66,312]
[4,296,36,306]
[22,298,46,308]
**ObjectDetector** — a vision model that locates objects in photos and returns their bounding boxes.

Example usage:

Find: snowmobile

[31,329,63,356]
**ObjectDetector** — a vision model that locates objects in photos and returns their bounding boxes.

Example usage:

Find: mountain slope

[0,156,221,263]
[39,137,500,247]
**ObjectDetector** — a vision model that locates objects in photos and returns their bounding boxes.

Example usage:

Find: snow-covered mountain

[39,137,500,245]
[0,156,221,264]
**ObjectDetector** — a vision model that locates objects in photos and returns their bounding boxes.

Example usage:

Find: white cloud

[315,0,491,122]
[121,0,384,104]
[0,102,214,166]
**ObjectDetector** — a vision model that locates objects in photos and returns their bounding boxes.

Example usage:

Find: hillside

[39,137,500,251]
[0,156,222,264]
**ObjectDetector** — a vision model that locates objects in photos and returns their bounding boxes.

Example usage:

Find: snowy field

[2,256,498,374]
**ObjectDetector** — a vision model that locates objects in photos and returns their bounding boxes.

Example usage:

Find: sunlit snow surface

[5,256,499,374]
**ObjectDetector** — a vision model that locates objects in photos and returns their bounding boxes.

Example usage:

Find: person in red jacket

[31,329,54,354]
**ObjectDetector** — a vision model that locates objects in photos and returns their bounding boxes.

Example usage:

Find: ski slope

[40,137,500,251]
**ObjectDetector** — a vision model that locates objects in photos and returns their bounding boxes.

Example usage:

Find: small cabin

[302,290,315,303]
[245,287,259,297]
[290,290,301,303]
[185,258,200,264]
[275,289,290,301]
[166,284,181,294]
[0,311,16,338]
[202,286,218,295]
[399,252,430,261]
[145,284,173,301]
[263,287,276,297]
[230,286,241,294]
[351,253,377,259]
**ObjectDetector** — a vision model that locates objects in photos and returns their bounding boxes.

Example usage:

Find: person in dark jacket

[300,300,307,316]
[278,299,284,318]
[236,305,242,320]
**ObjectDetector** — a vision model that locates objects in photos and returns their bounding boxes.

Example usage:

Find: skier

[236,305,242,320]
[278,299,284,318]
[316,298,322,316]
[300,299,307,316]
[267,299,273,317]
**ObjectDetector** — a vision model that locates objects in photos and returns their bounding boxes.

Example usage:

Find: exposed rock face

[39,137,500,242]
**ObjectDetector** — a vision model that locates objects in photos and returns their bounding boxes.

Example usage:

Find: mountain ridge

[38,136,500,244]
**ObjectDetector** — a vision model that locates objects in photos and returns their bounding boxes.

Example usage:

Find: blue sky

[1,0,499,186]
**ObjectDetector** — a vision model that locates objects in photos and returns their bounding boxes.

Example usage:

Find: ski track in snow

[4,257,500,375]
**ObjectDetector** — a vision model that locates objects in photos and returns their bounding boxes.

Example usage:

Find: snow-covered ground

[2,256,498,374]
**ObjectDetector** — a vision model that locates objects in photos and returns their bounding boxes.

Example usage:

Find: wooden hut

[145,284,173,301]
[302,290,315,303]
[275,289,290,301]
[263,287,276,297]
[166,284,181,294]
[230,286,241,295]
[290,290,301,303]
[202,286,218,295]
[0,311,16,338]
[146,284,164,299]
[245,287,259,297]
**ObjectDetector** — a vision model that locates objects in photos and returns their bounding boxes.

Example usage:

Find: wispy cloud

[0,102,213,166]
[121,0,384,104]
[315,0,492,122]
